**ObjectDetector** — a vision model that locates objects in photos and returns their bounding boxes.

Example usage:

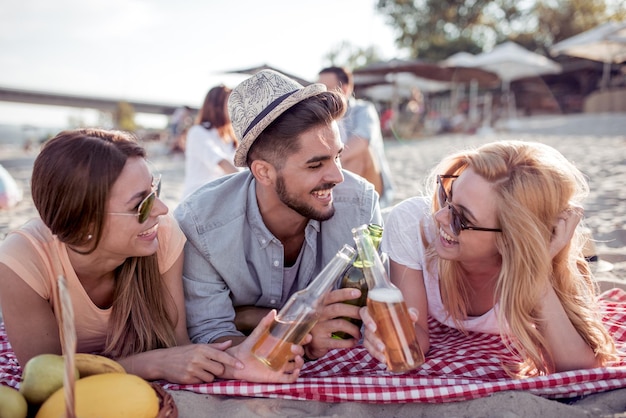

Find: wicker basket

[152,383,178,418]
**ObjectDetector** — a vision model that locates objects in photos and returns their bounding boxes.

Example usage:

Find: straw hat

[581,228,614,274]
[228,69,327,167]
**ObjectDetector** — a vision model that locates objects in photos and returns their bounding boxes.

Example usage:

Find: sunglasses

[437,174,502,235]
[109,175,162,224]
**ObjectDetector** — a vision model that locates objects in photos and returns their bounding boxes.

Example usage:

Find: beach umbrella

[550,21,626,89]
[354,58,499,87]
[222,64,312,86]
[443,43,562,120]
[444,42,562,86]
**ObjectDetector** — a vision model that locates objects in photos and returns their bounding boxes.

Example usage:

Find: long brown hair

[196,85,237,147]
[425,140,616,376]
[31,128,176,358]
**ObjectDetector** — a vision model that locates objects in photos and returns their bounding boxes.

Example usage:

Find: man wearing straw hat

[175,70,381,361]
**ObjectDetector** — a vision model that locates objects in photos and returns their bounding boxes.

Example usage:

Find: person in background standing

[182,85,239,199]
[167,105,193,155]
[318,66,395,207]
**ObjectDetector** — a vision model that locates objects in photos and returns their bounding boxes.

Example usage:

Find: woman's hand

[225,310,309,383]
[118,341,244,384]
[303,288,362,360]
[360,305,419,366]
[550,203,583,259]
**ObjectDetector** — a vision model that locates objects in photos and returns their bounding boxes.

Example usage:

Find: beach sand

[1,113,625,416]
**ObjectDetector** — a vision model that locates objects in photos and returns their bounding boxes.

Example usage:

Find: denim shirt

[174,170,381,343]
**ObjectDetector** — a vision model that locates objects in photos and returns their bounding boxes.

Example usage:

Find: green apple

[0,385,28,418]
[19,354,79,405]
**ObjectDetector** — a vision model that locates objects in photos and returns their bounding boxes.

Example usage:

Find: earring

[87,234,93,240]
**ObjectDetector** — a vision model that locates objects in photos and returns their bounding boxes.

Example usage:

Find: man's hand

[303,288,362,360]
[227,310,311,383]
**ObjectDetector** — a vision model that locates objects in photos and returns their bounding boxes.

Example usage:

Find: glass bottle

[352,224,424,373]
[252,244,355,371]
[332,224,384,339]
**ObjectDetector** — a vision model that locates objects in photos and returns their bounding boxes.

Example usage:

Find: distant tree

[323,41,384,70]
[114,101,137,132]
[375,0,626,60]
[532,0,626,52]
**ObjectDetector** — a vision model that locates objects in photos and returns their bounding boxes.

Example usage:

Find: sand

[1,113,625,416]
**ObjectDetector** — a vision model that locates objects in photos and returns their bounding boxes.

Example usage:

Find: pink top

[0,213,186,352]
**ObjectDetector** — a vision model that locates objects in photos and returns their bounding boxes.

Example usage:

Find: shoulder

[1,219,53,249]
[385,197,433,238]
[157,213,186,272]
[390,196,431,217]
[174,171,253,234]
[329,170,381,225]
[351,99,378,115]
[0,219,59,278]
[333,170,377,203]
[186,125,215,141]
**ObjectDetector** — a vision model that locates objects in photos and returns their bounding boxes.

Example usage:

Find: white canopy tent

[442,42,562,120]
[551,21,626,89]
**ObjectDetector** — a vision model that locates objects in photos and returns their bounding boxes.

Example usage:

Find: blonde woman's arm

[538,204,599,372]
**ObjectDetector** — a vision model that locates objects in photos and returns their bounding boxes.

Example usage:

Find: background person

[174,70,382,362]
[361,140,617,376]
[0,128,304,384]
[318,66,395,207]
[182,85,239,199]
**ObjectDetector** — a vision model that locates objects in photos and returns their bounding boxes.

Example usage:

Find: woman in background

[182,85,239,199]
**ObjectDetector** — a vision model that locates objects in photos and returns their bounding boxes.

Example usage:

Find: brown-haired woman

[0,128,305,384]
[182,85,239,199]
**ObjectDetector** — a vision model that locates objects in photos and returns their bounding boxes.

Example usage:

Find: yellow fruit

[72,353,126,377]
[19,354,79,405]
[36,373,159,418]
[0,385,28,418]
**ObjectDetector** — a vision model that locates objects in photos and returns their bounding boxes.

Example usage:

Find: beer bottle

[332,224,383,339]
[352,224,424,373]
[251,244,355,371]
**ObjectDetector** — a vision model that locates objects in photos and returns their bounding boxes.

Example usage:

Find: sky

[0,0,401,129]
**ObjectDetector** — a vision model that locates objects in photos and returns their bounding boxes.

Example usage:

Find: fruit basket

[151,383,178,418]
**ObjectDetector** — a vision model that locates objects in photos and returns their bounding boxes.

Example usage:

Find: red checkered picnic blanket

[2,288,626,403]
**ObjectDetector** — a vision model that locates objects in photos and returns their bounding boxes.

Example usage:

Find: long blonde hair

[425,140,616,377]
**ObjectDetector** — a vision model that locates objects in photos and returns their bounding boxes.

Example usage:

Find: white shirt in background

[182,125,237,199]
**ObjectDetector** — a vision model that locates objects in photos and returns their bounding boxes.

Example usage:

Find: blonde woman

[182,85,239,199]
[0,128,305,384]
[362,140,617,377]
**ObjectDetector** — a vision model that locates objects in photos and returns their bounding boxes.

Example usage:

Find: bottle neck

[305,244,356,300]
[354,224,383,265]
[352,225,392,290]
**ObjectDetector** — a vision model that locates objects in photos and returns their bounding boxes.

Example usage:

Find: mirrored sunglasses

[437,174,502,235]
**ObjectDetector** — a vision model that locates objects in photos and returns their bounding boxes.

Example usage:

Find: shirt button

[270,299,276,304]
[261,239,266,244]
[273,260,279,267]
